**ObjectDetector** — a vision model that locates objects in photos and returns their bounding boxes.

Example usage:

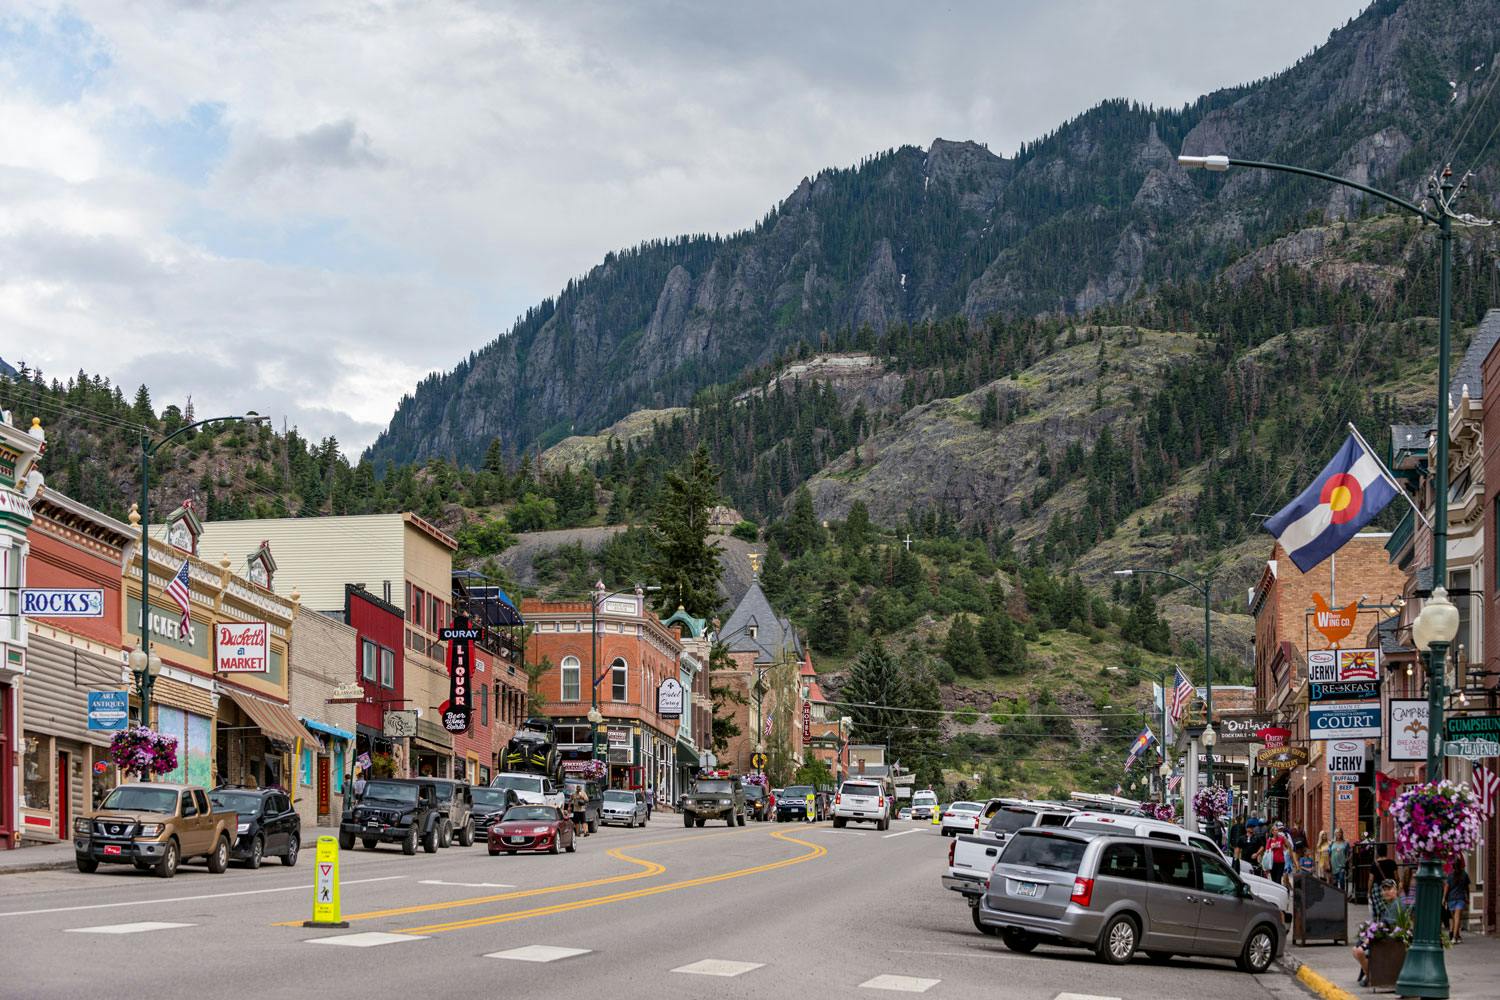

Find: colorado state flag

[1264,432,1399,573]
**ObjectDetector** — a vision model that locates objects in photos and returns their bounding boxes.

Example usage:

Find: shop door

[317,756,331,817]
[56,751,70,834]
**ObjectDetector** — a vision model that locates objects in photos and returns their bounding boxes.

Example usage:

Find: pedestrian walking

[1315,831,1330,881]
[1257,822,1292,886]
[646,788,654,821]
[352,769,367,801]
[572,784,589,837]
[1229,815,1247,864]
[1329,828,1350,891]
[1446,856,1470,942]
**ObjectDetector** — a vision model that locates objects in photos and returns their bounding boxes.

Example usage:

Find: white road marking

[306,931,427,947]
[882,829,920,839]
[420,880,514,888]
[0,876,406,918]
[860,975,941,993]
[1054,994,1122,1000]
[66,921,195,935]
[671,959,764,977]
[486,945,592,963]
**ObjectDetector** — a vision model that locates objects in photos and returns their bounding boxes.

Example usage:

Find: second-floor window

[409,585,424,629]
[562,656,581,702]
[611,657,628,702]
[380,647,394,689]
[480,686,489,726]
[361,639,377,683]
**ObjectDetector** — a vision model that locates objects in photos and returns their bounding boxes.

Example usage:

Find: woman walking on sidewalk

[1329,829,1349,891]
[1315,831,1330,881]
[1446,856,1470,943]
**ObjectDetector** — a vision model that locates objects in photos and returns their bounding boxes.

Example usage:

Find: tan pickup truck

[73,783,238,878]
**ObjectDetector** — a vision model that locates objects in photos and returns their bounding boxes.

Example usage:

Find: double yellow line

[397,829,826,935]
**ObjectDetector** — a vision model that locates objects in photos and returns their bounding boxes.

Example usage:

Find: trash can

[1292,873,1348,946]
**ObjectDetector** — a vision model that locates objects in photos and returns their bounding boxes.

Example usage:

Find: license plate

[1013,881,1040,897]
[507,837,526,844]
[103,845,122,856]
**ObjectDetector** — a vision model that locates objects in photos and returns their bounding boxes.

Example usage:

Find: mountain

[368,0,1500,470]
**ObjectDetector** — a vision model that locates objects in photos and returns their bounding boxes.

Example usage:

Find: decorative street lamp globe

[1412,587,1460,651]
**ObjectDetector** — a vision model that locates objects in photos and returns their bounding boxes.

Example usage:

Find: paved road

[1,818,1312,1000]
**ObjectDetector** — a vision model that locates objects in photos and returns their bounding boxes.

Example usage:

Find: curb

[0,859,75,875]
[1293,961,1360,1000]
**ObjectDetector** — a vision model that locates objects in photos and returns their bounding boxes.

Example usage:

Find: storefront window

[91,756,117,808]
[22,733,50,810]
[561,656,580,701]
[611,658,627,702]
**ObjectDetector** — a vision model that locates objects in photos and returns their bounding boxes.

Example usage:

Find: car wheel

[970,905,999,936]
[1145,951,1173,964]
[423,826,439,854]
[1237,925,1276,974]
[339,830,355,850]
[362,837,378,850]
[207,836,230,874]
[282,834,299,867]
[246,835,264,869]
[439,821,453,849]
[1000,928,1037,953]
[402,827,418,856]
[833,817,846,828]
[156,839,180,878]
[736,813,746,827]
[75,855,98,874]
[1096,915,1138,965]
[566,837,576,853]
[549,840,560,855]
[695,818,705,828]
[683,814,693,828]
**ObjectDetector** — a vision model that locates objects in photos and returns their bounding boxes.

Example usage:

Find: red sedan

[487,805,576,855]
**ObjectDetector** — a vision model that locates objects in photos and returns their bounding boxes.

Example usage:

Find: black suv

[403,778,475,847]
[210,787,301,869]
[340,778,443,855]
[562,777,603,833]
[470,786,521,839]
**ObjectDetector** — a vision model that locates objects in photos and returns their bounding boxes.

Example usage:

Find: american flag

[1474,765,1500,820]
[1169,667,1195,722]
[1167,773,1182,794]
[165,559,192,638]
[763,712,773,737]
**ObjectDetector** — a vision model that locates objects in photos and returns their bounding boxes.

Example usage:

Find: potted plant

[107,725,179,779]
[1358,911,1413,989]
[1139,800,1176,822]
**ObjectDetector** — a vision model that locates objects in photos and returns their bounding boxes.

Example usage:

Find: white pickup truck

[941,800,1075,902]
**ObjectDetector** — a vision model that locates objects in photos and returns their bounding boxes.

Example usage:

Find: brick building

[714,578,806,777]
[288,609,357,828]
[344,584,407,777]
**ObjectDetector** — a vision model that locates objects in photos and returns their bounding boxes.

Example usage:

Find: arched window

[611,657,628,702]
[562,656,581,702]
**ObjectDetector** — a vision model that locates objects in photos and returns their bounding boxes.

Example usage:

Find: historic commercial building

[714,575,807,776]
[0,411,43,849]
[288,608,357,828]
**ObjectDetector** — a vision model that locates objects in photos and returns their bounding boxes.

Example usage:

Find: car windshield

[744,786,765,800]
[471,789,512,808]
[363,781,419,805]
[603,791,635,803]
[209,792,264,815]
[100,786,179,813]
[949,802,982,813]
[987,807,1039,834]
[1000,833,1087,872]
[842,783,881,797]
[913,793,936,804]
[503,806,558,823]
[492,775,543,794]
[694,780,733,794]
[782,785,812,798]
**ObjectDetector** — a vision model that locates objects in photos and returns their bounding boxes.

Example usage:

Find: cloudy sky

[1,0,1369,455]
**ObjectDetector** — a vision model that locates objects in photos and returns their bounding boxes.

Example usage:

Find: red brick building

[344,583,407,776]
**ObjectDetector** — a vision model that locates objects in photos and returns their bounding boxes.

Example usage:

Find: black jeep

[339,779,443,855]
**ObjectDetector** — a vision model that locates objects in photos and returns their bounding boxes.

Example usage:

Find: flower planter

[1366,937,1406,991]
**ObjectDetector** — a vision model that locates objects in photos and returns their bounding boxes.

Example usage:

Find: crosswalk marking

[305,931,427,947]
[860,974,940,992]
[1054,994,1122,1000]
[65,921,195,935]
[1,876,405,919]
[486,945,592,963]
[671,959,764,977]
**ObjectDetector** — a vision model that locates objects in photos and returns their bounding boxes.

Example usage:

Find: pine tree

[645,445,724,619]
[843,641,908,746]
[779,486,824,553]
[942,613,984,676]
[813,578,851,655]
[131,385,156,425]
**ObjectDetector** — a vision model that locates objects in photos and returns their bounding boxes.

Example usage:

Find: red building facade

[344,584,406,776]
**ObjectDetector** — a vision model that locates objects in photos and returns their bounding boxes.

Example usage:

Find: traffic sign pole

[302,836,349,928]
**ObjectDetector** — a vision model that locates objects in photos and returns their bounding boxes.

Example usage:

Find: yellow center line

[395,829,827,936]
[273,829,726,926]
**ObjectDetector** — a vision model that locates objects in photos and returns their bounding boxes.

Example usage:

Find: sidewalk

[0,826,345,876]
[1281,902,1499,999]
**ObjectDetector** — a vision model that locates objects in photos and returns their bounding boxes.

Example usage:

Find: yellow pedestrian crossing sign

[303,835,349,928]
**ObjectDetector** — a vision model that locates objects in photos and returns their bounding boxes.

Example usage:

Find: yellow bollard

[303,835,349,928]
[932,807,940,826]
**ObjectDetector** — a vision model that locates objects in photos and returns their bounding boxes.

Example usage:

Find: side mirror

[1237,883,1254,899]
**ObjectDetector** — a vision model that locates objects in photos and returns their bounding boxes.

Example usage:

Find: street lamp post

[1180,151,1478,999]
[1113,567,1214,783]
[132,413,267,730]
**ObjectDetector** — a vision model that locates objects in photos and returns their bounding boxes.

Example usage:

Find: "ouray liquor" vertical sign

[440,616,481,734]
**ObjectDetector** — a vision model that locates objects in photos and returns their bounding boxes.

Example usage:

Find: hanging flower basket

[1140,801,1176,822]
[108,725,178,777]
[575,759,608,781]
[1193,784,1229,822]
[1390,780,1482,861]
[742,772,769,788]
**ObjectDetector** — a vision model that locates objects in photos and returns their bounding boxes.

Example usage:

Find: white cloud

[0,0,1369,455]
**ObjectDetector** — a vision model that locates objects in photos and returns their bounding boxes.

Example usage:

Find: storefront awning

[301,717,354,742]
[222,688,322,752]
[676,739,702,769]
[412,717,454,754]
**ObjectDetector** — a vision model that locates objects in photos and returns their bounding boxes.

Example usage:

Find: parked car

[1064,811,1291,918]
[745,784,772,822]
[939,801,985,836]
[681,773,746,827]
[339,778,443,854]
[471,786,521,838]
[491,772,565,810]
[1066,792,1146,816]
[776,784,816,822]
[487,804,576,855]
[562,777,604,833]
[911,789,939,821]
[74,783,236,878]
[601,788,649,827]
[944,801,1075,899]
[975,827,1282,973]
[209,786,301,868]
[899,808,912,820]
[832,779,892,830]
[393,778,473,847]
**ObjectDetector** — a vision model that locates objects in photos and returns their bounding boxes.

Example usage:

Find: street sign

[750,752,767,770]
[1388,699,1429,762]
[1443,739,1500,759]
[1326,739,1366,774]
[86,691,129,731]
[21,588,104,618]
[383,710,417,738]
[326,682,365,704]
[1308,703,1381,740]
[302,836,348,928]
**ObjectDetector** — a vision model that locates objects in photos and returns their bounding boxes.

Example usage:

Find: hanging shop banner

[1257,726,1292,749]
[802,701,812,741]
[1443,715,1500,759]
[1217,713,1275,745]
[1310,595,1358,646]
[657,678,684,719]
[1308,703,1381,740]
[1307,648,1380,701]
[1257,745,1309,770]
[383,710,417,739]
[215,621,269,673]
[1326,739,1366,774]
[1387,699,1429,762]
[439,618,479,734]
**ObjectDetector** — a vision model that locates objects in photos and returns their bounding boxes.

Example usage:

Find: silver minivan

[975,828,1282,973]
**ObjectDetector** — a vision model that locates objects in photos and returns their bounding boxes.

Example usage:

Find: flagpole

[1346,421,1433,529]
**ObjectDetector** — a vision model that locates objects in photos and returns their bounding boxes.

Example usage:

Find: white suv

[490,772,565,811]
[832,779,891,830]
